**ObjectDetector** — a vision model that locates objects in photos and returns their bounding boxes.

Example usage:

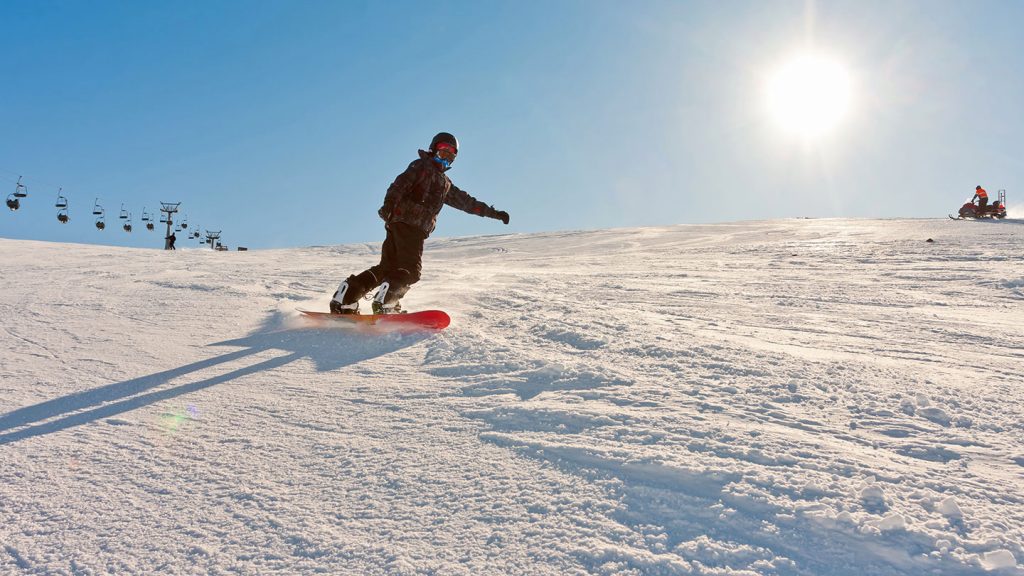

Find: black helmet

[430,132,459,154]
[976,185,982,190]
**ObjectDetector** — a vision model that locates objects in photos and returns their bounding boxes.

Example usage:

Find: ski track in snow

[1,218,1023,575]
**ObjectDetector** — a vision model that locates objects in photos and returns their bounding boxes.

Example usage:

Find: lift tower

[160,202,181,250]
[204,230,222,250]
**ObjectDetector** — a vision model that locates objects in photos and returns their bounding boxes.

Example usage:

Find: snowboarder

[973,186,989,211]
[330,132,510,315]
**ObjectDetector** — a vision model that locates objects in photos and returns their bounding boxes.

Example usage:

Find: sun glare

[766,54,851,138]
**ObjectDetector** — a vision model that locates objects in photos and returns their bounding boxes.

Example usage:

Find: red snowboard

[297,308,450,330]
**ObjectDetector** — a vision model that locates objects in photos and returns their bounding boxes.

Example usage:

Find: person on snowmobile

[329,132,510,315]
[973,186,989,211]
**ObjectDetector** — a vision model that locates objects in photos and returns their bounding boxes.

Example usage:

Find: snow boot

[330,270,382,314]
[371,281,407,314]
[329,299,358,314]
[330,276,359,315]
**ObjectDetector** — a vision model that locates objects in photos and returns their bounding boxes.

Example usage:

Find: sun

[766,54,851,138]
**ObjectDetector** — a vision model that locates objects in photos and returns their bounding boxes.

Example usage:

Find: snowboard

[297,308,450,330]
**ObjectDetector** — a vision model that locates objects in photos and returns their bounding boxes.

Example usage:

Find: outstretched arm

[446,184,509,224]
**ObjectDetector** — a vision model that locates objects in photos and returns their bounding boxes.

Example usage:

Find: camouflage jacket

[379,150,502,237]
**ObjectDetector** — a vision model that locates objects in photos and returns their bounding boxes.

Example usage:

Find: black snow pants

[342,222,425,305]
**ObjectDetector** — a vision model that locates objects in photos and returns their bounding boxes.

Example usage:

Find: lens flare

[160,404,200,434]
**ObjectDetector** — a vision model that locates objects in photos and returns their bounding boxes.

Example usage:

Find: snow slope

[1,218,1023,575]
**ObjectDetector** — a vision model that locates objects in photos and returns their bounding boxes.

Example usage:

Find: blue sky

[2,0,1022,249]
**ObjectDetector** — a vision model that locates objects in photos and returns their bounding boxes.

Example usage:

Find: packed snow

[1,217,1023,575]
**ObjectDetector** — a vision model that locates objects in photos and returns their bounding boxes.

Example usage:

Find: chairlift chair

[141,208,151,222]
[119,203,129,220]
[13,177,27,199]
[93,199,104,216]
[180,215,188,229]
[55,187,68,209]
[7,177,27,210]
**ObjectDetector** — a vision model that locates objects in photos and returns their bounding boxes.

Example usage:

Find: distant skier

[330,132,510,314]
[973,186,989,211]
[167,232,177,250]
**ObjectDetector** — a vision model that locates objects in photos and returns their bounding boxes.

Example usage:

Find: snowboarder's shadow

[0,312,431,445]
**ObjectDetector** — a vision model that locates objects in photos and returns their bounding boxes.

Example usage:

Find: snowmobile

[951,189,1007,220]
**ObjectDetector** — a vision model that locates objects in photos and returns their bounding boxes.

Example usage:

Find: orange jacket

[975,187,988,199]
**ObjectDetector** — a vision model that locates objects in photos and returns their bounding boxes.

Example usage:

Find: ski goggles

[435,143,457,162]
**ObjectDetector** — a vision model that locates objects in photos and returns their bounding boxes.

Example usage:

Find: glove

[495,210,510,225]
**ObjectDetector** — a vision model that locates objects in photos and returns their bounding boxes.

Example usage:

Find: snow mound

[2,218,1023,575]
